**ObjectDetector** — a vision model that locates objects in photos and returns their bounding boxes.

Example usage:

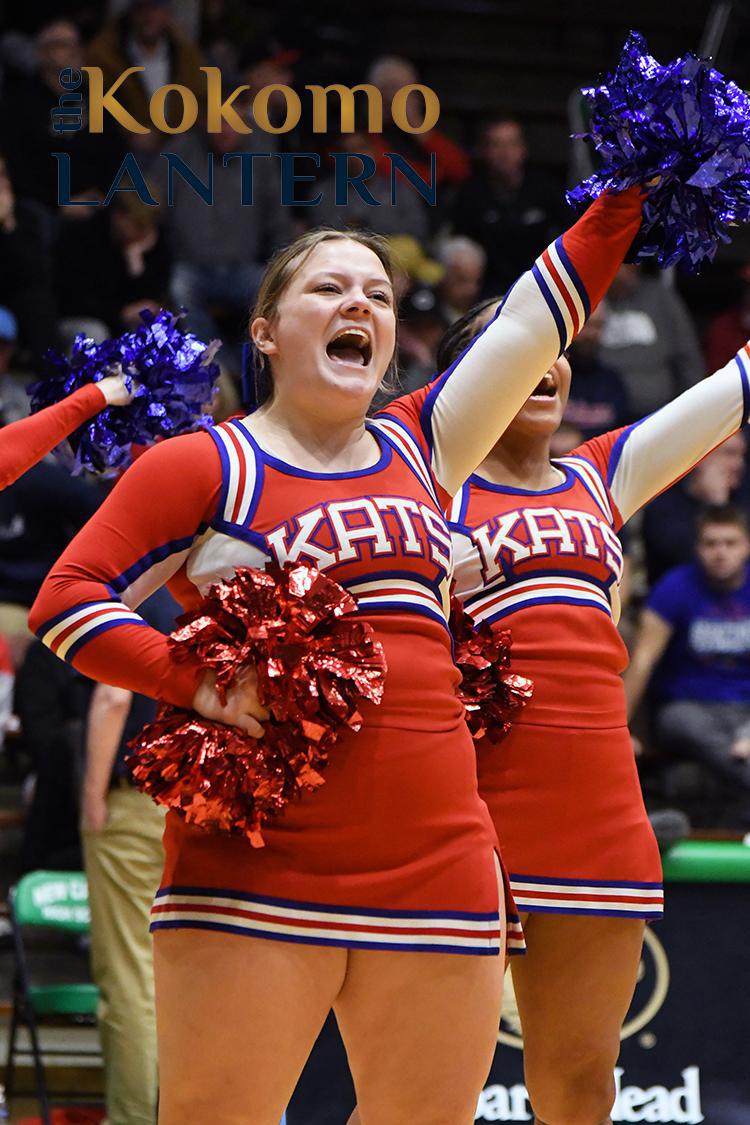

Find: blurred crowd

[1,0,750,870]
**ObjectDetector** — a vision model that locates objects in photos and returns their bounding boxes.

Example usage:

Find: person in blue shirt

[625,506,750,813]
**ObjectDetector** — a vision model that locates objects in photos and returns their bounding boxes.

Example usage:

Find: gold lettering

[81,66,150,133]
[252,85,301,134]
[149,84,199,133]
[306,84,382,133]
[390,84,440,135]
[201,67,251,134]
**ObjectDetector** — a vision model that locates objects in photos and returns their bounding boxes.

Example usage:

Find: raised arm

[384,188,643,502]
[0,375,132,491]
[581,344,750,528]
[28,431,221,706]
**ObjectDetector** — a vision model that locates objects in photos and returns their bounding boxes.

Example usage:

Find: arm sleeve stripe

[541,247,581,336]
[34,598,108,636]
[63,616,149,663]
[40,600,146,660]
[554,236,591,319]
[531,263,567,355]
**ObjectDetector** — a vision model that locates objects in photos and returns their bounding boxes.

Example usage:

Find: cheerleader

[0,374,132,491]
[29,189,641,1125]
[431,298,750,1124]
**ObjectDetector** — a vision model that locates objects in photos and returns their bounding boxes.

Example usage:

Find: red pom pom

[450,597,533,743]
[127,563,387,845]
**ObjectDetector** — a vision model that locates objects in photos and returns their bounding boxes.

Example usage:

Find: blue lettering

[223,152,272,205]
[164,152,212,205]
[277,152,321,206]
[52,152,99,205]
[388,152,436,206]
[102,153,158,206]
[331,152,379,206]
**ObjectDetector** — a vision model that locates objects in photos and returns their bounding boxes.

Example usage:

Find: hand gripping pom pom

[127,563,388,847]
[450,598,533,744]
[567,31,750,270]
[27,309,220,475]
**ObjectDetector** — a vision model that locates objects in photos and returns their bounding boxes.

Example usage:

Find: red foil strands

[450,597,534,743]
[127,563,387,846]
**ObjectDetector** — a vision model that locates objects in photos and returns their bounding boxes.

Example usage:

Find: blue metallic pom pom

[567,31,750,271]
[28,310,220,475]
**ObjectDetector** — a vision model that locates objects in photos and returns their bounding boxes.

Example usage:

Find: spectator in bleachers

[0,307,31,424]
[82,588,178,1125]
[15,638,92,872]
[450,116,567,294]
[642,431,749,585]
[0,632,13,754]
[0,20,123,228]
[703,264,750,374]
[312,129,430,242]
[435,236,486,323]
[0,441,102,664]
[241,44,302,139]
[166,112,293,362]
[564,304,633,441]
[387,234,445,306]
[55,195,170,340]
[0,152,60,362]
[599,263,703,419]
[87,0,204,136]
[200,0,261,79]
[366,55,471,190]
[625,506,750,826]
[396,285,449,395]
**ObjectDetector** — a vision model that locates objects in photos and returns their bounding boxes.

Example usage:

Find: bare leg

[511,912,646,1125]
[336,874,505,1125]
[154,930,347,1125]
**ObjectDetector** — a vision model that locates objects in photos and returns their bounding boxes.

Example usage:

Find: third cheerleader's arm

[383,187,644,505]
[0,383,106,491]
[577,343,750,529]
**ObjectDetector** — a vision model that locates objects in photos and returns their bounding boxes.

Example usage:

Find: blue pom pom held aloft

[567,31,750,271]
[28,310,221,475]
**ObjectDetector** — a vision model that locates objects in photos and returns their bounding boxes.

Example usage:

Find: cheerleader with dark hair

[436,297,750,1124]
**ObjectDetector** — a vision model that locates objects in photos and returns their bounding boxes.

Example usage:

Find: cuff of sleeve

[81,382,107,410]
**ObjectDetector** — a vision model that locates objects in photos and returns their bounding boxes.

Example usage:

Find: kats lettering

[471,506,623,583]
[266,496,452,573]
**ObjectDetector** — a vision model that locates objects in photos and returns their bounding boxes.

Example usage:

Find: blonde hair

[249,227,400,406]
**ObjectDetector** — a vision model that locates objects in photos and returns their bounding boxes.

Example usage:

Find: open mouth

[529,372,557,400]
[326,327,372,367]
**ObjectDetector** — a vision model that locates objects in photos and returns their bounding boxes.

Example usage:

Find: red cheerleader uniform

[29,190,642,956]
[445,345,750,919]
[0,383,105,491]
